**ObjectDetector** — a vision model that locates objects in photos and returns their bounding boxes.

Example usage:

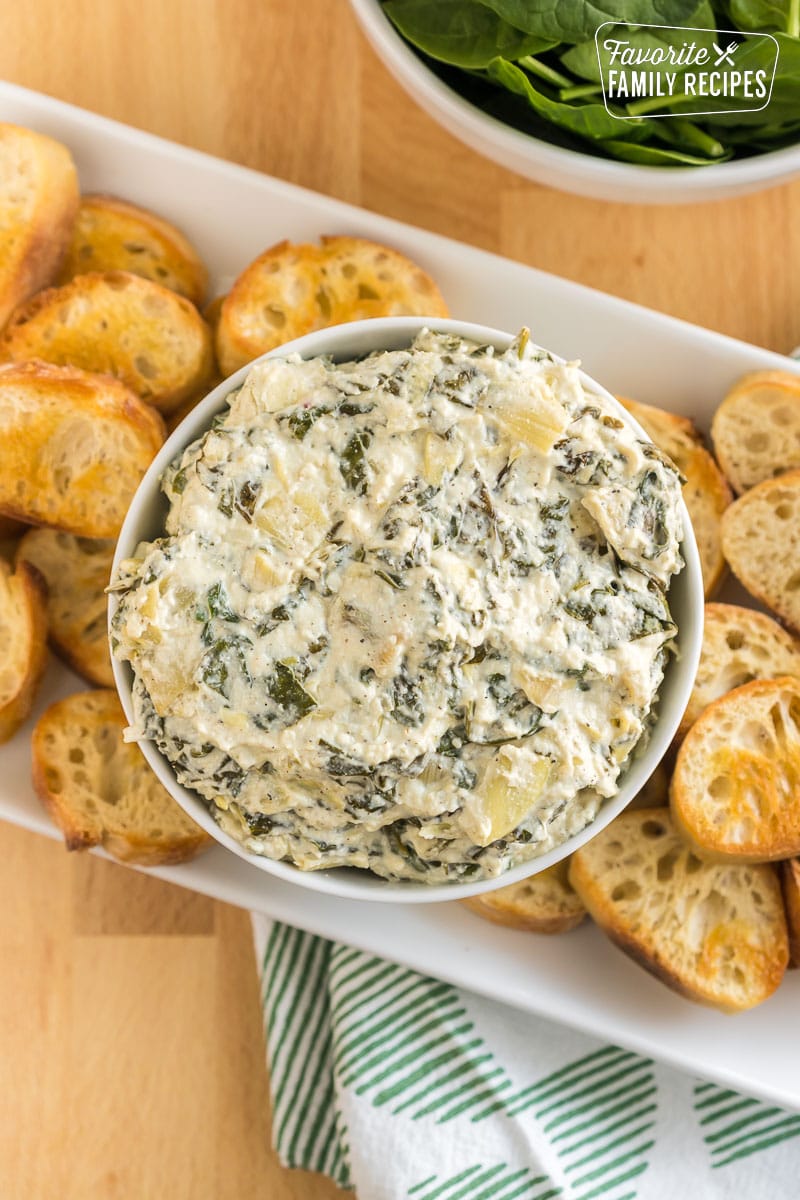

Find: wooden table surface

[2,3,799,1198]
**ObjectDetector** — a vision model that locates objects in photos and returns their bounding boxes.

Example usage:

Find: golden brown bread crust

[627,761,669,810]
[0,360,164,538]
[203,294,226,338]
[460,901,583,934]
[597,923,717,1005]
[712,371,800,494]
[57,193,208,306]
[781,860,800,969]
[16,529,115,687]
[671,677,800,862]
[216,235,449,376]
[165,373,223,434]
[720,469,800,636]
[32,689,212,865]
[569,807,788,1011]
[620,397,732,597]
[677,603,800,743]
[591,915,785,1010]
[0,560,48,744]
[54,641,111,687]
[0,124,79,329]
[0,271,214,413]
[0,517,26,541]
[461,859,586,933]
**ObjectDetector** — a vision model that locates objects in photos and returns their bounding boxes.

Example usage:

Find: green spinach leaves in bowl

[381,0,800,166]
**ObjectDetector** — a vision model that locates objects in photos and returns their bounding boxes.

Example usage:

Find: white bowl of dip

[110,317,703,904]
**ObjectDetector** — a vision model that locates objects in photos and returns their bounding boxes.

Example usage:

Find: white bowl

[111,317,703,903]
[349,0,800,204]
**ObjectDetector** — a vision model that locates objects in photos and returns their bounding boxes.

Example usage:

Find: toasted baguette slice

[0,361,164,537]
[628,761,669,810]
[0,271,214,413]
[0,124,79,329]
[32,689,212,865]
[781,860,800,968]
[0,516,25,541]
[203,294,226,339]
[461,858,585,933]
[216,235,449,376]
[57,194,208,306]
[671,677,800,861]
[678,603,800,741]
[0,531,23,564]
[721,470,800,634]
[569,807,787,1011]
[620,397,732,597]
[17,529,114,686]
[166,373,223,434]
[712,371,800,494]
[0,560,48,743]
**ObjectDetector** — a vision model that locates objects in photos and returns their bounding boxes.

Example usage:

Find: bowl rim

[348,0,800,193]
[111,316,704,904]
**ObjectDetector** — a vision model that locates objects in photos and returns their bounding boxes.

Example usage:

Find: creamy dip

[111,330,684,883]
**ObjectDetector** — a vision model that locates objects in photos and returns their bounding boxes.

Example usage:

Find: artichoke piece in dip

[111,329,684,884]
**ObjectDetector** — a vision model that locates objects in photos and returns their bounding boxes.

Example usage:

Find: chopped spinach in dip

[111,330,684,884]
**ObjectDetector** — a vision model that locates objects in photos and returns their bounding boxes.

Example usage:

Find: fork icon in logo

[712,41,739,65]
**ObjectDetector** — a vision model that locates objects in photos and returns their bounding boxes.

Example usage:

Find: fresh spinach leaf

[383,0,554,68]
[480,0,709,43]
[652,116,728,158]
[381,0,800,167]
[561,1,716,83]
[558,39,603,83]
[716,118,800,148]
[730,0,799,33]
[692,32,798,126]
[601,138,733,163]
[487,56,656,143]
[627,31,792,127]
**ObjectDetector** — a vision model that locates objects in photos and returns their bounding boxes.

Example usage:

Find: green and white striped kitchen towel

[253,917,800,1198]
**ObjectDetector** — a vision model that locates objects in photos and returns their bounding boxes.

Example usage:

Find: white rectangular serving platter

[3,80,799,1110]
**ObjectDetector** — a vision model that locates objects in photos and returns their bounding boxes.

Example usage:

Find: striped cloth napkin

[252,917,800,1199]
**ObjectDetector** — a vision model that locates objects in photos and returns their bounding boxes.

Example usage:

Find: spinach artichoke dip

[111,330,684,884]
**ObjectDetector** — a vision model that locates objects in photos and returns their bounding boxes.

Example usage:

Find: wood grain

[0,824,340,1200]
[1,2,799,1197]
